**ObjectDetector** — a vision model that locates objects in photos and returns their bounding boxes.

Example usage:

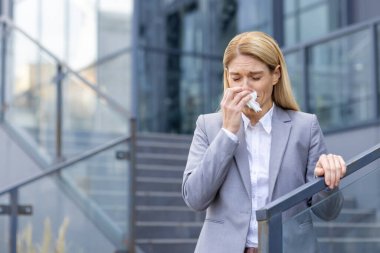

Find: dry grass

[17,217,70,253]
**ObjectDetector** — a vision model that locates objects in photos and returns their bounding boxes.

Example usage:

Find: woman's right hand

[220,87,252,134]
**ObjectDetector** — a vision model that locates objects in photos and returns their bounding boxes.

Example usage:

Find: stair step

[136,140,190,154]
[136,205,190,211]
[136,176,182,191]
[136,238,197,244]
[136,238,196,253]
[318,237,380,253]
[136,164,184,178]
[334,208,377,223]
[342,197,357,209]
[137,153,187,166]
[137,133,192,143]
[136,205,203,222]
[135,191,185,206]
[315,222,380,237]
[136,221,202,238]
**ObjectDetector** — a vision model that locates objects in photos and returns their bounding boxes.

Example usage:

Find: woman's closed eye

[250,76,261,81]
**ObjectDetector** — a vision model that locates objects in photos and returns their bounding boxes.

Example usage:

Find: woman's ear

[272,65,281,85]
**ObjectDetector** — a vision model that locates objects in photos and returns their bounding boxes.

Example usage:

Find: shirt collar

[242,103,275,134]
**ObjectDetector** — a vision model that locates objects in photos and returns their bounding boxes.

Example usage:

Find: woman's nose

[242,77,250,88]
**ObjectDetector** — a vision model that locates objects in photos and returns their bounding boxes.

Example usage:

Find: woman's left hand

[314,154,346,189]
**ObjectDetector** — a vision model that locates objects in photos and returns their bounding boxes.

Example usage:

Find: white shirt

[222,104,274,248]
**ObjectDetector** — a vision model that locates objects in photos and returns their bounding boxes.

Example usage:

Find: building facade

[136,0,380,138]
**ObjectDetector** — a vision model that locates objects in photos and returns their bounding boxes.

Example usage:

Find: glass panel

[285,51,304,110]
[209,58,224,113]
[300,5,329,42]
[284,0,296,15]
[17,141,130,252]
[13,0,132,69]
[284,16,297,46]
[299,0,325,9]
[61,141,130,237]
[237,0,272,34]
[5,28,129,162]
[5,29,58,162]
[62,71,128,158]
[308,29,375,130]
[78,51,132,115]
[283,0,345,47]
[282,163,380,252]
[179,55,204,133]
[137,49,220,134]
[0,194,9,253]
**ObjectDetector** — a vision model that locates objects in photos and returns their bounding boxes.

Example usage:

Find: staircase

[316,197,380,253]
[133,134,380,253]
[11,126,380,253]
[134,133,204,253]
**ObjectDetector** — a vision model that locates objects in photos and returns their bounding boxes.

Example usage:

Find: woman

[182,31,346,253]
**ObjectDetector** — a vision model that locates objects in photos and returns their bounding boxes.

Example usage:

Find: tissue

[246,91,262,112]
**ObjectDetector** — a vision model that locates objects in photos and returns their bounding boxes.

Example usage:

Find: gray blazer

[182,106,343,253]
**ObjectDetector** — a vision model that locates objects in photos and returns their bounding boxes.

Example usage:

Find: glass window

[284,0,296,14]
[307,29,375,130]
[285,51,304,110]
[237,0,272,34]
[285,16,297,47]
[299,4,328,42]
[299,0,324,9]
[217,0,238,55]
[284,0,345,47]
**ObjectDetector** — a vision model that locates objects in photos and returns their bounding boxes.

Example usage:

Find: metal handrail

[77,46,132,73]
[0,134,130,196]
[0,15,130,117]
[256,143,380,253]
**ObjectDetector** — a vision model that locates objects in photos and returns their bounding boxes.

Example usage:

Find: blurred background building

[0,0,379,252]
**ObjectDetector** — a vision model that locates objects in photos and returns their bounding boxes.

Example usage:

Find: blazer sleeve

[182,115,239,211]
[308,115,344,220]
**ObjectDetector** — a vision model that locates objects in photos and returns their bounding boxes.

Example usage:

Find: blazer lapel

[268,106,292,201]
[233,121,251,198]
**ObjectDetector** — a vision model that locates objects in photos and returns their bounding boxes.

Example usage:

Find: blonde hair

[223,31,300,111]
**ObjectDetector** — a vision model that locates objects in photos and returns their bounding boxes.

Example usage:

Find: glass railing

[77,47,132,113]
[257,144,380,253]
[283,164,380,253]
[0,135,133,253]
[1,18,130,164]
[0,194,10,253]
[0,17,136,253]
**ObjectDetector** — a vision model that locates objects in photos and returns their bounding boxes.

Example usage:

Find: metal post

[258,213,283,253]
[127,117,137,253]
[272,0,284,46]
[301,46,310,112]
[0,0,11,123]
[370,24,379,118]
[56,64,63,161]
[9,189,18,253]
[131,0,139,122]
[0,20,7,122]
